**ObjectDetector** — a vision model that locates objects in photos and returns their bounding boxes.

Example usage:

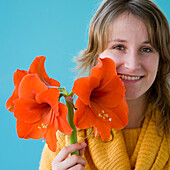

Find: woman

[39,0,170,169]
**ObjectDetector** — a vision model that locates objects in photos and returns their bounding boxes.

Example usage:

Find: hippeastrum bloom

[6,56,60,112]
[72,57,129,141]
[6,56,72,152]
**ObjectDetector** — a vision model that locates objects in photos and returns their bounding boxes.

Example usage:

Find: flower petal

[16,109,51,139]
[17,120,34,139]
[90,101,126,128]
[91,57,117,85]
[16,120,44,139]
[91,76,125,108]
[91,58,117,81]
[28,56,48,81]
[110,98,129,128]
[90,58,125,108]
[44,118,58,152]
[14,69,28,86]
[36,88,60,116]
[6,69,28,112]
[28,56,60,87]
[57,103,72,134]
[19,74,48,99]
[14,98,50,123]
[49,78,60,87]
[6,88,18,112]
[72,77,100,105]
[74,98,95,129]
[93,119,111,141]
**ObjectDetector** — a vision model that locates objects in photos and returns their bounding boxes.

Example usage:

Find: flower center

[97,110,112,122]
[38,123,48,129]
[90,102,112,122]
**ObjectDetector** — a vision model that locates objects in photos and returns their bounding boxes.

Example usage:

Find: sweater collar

[85,108,169,169]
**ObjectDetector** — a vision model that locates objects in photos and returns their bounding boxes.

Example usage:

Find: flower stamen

[42,123,48,128]
[98,113,102,117]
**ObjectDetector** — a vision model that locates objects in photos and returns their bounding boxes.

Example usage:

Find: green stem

[65,100,79,155]
[68,91,74,96]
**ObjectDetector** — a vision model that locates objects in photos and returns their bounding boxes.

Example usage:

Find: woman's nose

[124,51,141,71]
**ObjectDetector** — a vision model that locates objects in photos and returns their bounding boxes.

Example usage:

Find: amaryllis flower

[6,56,60,112]
[72,57,129,141]
[6,56,72,152]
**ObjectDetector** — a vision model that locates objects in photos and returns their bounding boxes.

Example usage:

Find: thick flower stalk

[65,95,79,155]
[6,56,72,152]
[72,57,129,141]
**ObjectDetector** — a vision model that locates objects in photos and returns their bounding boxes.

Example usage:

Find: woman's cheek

[99,50,115,61]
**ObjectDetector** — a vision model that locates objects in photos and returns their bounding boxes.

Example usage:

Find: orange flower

[6,56,72,152]
[72,57,129,141]
[6,56,60,112]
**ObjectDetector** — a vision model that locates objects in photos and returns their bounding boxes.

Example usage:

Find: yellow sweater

[39,109,170,170]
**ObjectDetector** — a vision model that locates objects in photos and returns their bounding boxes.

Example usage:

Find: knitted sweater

[39,109,170,170]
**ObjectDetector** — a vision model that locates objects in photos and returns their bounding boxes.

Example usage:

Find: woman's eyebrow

[143,40,151,44]
[108,39,127,43]
[108,39,151,44]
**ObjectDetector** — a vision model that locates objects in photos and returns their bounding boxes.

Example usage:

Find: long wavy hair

[75,0,170,134]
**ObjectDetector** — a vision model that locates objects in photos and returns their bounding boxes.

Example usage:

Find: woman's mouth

[119,74,143,81]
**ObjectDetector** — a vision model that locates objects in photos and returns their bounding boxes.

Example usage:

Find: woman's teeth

[121,75,141,80]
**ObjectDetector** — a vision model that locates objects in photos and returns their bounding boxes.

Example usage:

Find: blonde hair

[76,0,170,134]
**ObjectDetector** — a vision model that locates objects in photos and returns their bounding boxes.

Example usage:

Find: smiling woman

[1,0,169,170]
[39,0,170,169]
[100,12,160,102]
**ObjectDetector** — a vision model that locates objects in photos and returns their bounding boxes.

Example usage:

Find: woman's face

[100,13,159,101]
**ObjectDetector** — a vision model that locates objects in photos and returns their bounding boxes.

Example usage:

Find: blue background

[1,0,169,169]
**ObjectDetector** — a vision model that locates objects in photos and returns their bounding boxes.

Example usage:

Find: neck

[124,94,146,129]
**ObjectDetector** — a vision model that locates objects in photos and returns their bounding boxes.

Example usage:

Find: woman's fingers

[52,142,87,170]
[54,142,86,162]
[61,154,86,169]
[68,163,86,170]
[79,145,86,157]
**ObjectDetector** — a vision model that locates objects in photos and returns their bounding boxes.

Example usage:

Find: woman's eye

[112,45,125,51]
[140,47,152,53]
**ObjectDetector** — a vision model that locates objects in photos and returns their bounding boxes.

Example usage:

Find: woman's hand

[52,142,87,170]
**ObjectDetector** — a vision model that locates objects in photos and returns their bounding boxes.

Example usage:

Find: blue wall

[1,0,169,169]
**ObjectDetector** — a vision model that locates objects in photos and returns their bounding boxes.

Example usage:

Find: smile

[120,75,142,80]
